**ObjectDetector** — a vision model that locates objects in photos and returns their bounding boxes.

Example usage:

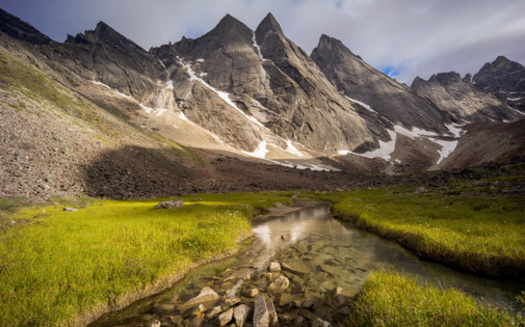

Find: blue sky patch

[380,65,400,78]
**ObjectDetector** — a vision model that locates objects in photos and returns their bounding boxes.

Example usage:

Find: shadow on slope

[81,146,389,199]
[81,145,202,199]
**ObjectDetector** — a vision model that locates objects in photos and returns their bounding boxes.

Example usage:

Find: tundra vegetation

[0,192,292,326]
[0,179,524,326]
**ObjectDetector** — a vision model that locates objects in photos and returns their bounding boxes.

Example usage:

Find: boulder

[253,294,270,327]
[332,287,347,307]
[234,304,252,327]
[267,276,290,295]
[266,297,278,326]
[281,262,309,276]
[153,198,184,209]
[179,287,219,312]
[268,262,281,272]
[218,307,234,326]
[243,288,259,298]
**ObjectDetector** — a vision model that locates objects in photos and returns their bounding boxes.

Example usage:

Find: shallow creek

[89,201,524,327]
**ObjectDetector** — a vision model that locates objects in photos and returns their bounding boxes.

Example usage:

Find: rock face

[151,13,391,155]
[311,34,450,133]
[42,21,167,102]
[411,72,518,122]
[473,56,525,113]
[0,8,52,45]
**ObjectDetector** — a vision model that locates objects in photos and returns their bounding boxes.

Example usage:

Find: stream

[89,201,524,327]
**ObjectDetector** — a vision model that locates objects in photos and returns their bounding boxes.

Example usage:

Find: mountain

[151,13,392,156]
[311,34,450,133]
[411,72,517,122]
[411,56,525,122]
[45,21,167,101]
[473,56,525,113]
[1,8,524,200]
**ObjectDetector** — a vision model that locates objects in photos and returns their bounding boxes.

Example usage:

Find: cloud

[2,0,524,84]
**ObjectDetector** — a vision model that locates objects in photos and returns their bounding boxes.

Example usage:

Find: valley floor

[1,171,524,326]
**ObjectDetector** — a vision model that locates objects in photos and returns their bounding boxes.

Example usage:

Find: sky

[2,0,524,84]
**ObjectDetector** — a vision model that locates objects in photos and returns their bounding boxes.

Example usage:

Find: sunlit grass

[313,189,525,279]
[349,270,520,327]
[0,192,293,327]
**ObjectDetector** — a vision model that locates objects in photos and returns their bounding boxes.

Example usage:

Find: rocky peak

[312,33,449,133]
[494,55,510,66]
[473,56,525,112]
[411,70,515,122]
[312,35,362,69]
[430,72,463,86]
[200,14,254,49]
[0,8,52,45]
[463,73,473,84]
[82,21,148,53]
[256,13,284,36]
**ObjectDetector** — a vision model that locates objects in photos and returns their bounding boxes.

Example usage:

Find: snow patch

[139,103,154,113]
[242,141,268,159]
[352,130,397,160]
[91,80,111,89]
[178,111,195,126]
[155,108,167,116]
[345,96,379,114]
[285,140,304,157]
[91,81,132,99]
[507,106,525,116]
[507,97,523,101]
[158,59,169,74]
[394,125,439,138]
[165,80,174,90]
[252,32,268,61]
[431,138,459,164]
[196,58,205,62]
[445,123,465,137]
[267,160,330,171]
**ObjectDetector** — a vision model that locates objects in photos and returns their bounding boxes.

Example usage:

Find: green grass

[0,192,293,327]
[349,270,521,327]
[312,189,525,280]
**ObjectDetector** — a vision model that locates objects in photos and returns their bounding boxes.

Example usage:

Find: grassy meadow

[1,184,524,326]
[313,188,525,280]
[0,192,293,327]
[349,270,521,327]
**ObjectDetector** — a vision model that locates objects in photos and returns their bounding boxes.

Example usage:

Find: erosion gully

[89,200,524,327]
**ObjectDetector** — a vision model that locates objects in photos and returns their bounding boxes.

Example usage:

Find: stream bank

[89,201,523,327]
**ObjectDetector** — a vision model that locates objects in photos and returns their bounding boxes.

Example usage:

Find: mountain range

[1,8,524,199]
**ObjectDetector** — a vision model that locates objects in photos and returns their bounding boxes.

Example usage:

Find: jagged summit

[411,69,516,122]
[473,55,525,112]
[257,13,284,35]
[311,33,449,133]
[200,13,254,47]
[494,55,510,65]
[0,8,52,45]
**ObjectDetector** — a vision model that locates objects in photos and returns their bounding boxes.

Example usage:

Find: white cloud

[3,0,524,84]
